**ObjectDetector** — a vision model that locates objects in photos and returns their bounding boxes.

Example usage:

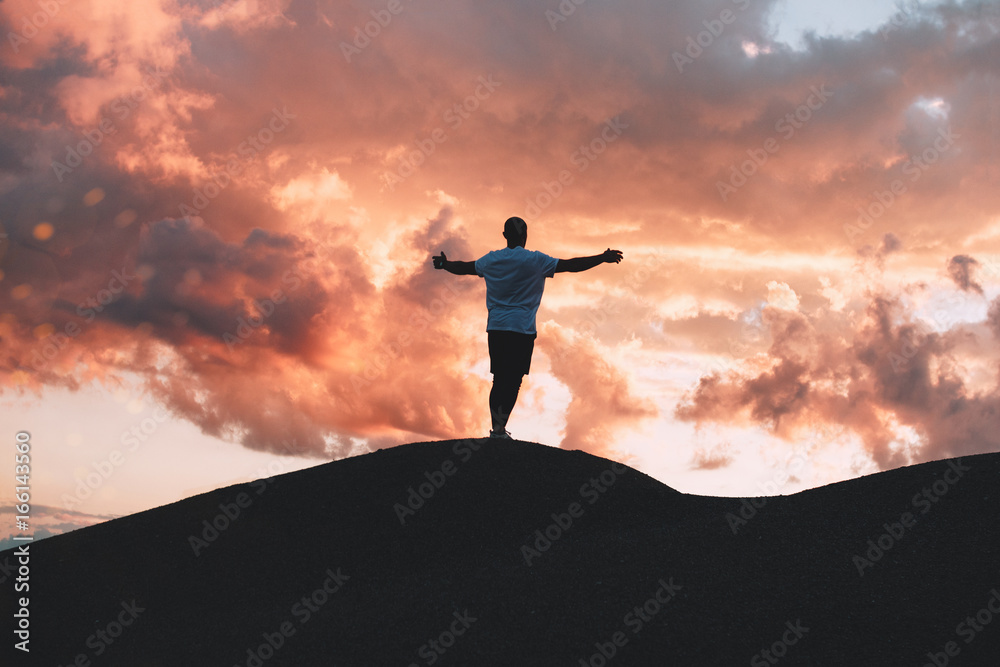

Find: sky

[1,0,999,545]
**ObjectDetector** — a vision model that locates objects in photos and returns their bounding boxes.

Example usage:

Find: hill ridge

[3,439,999,665]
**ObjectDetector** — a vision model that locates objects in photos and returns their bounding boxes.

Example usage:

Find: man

[433,216,623,439]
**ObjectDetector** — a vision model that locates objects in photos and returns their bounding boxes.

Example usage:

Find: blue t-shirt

[475,246,559,334]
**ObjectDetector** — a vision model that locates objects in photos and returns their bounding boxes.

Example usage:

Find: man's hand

[434,252,477,275]
[603,248,624,264]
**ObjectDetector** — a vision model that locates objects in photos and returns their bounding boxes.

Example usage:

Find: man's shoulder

[527,248,558,269]
[477,248,504,265]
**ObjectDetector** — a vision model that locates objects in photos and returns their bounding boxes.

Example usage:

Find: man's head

[503,216,527,248]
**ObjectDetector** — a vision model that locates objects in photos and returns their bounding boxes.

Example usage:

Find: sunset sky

[2,0,999,545]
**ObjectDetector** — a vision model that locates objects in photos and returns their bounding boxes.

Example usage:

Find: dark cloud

[947,255,983,294]
[988,297,1000,339]
[858,233,904,271]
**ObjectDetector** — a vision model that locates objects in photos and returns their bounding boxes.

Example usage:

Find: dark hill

[3,439,999,665]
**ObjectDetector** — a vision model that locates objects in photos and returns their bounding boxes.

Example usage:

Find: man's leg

[487,330,534,435]
[489,372,523,432]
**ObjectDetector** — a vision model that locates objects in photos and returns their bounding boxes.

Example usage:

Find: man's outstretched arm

[555,248,623,273]
[432,251,478,276]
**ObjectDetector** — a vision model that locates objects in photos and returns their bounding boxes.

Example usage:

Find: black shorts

[488,330,537,377]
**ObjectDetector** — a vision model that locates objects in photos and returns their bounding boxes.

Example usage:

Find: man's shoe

[489,429,512,439]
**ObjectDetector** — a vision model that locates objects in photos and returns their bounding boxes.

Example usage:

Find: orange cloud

[676,292,1000,470]
[1,0,999,472]
[539,324,658,457]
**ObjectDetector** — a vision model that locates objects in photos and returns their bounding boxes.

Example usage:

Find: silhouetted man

[433,216,623,438]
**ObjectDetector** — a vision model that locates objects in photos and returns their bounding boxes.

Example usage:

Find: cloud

[2,204,492,455]
[947,255,983,294]
[765,281,800,311]
[1,0,999,470]
[676,295,1000,470]
[270,168,353,213]
[989,297,1000,340]
[690,441,734,470]
[0,504,117,550]
[539,324,658,457]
